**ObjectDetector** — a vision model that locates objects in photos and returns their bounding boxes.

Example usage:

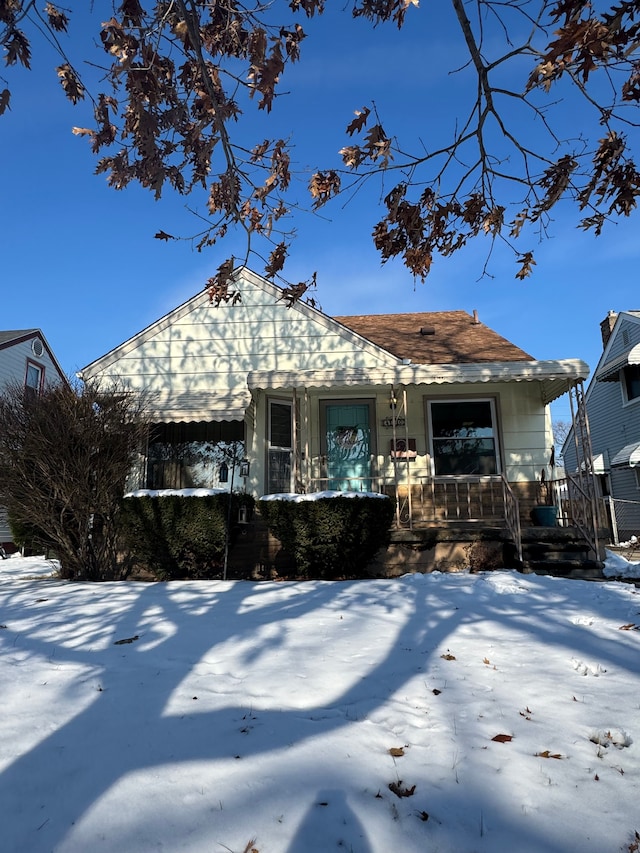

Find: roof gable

[334,311,533,364]
[0,328,66,380]
[595,311,640,381]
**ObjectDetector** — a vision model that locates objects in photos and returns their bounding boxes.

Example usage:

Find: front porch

[304,470,605,571]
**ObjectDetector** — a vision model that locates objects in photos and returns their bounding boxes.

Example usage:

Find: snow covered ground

[1,554,639,853]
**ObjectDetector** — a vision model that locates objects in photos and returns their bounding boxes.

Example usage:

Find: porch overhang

[146,391,250,423]
[596,344,640,381]
[247,359,588,405]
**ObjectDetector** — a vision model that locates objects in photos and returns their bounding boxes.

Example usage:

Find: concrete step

[522,559,604,580]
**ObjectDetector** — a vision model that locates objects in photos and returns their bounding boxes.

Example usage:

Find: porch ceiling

[247,359,588,405]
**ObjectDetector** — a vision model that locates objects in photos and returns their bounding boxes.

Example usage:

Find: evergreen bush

[120,493,254,579]
[257,495,394,579]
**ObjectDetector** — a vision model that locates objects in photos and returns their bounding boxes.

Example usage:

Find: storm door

[321,401,375,491]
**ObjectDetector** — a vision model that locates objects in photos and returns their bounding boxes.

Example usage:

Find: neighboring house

[563,311,640,543]
[0,329,67,550]
[79,268,595,565]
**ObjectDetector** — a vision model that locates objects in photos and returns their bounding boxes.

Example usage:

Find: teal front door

[324,403,372,491]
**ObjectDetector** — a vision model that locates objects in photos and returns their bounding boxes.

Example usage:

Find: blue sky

[1,3,639,424]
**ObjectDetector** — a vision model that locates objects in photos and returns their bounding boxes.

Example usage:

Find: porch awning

[576,453,608,474]
[247,359,589,405]
[611,441,640,468]
[146,391,250,423]
[596,344,640,381]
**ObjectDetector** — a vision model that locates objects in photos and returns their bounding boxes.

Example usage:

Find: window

[24,360,43,397]
[635,468,640,491]
[146,421,244,489]
[267,400,292,493]
[623,364,640,402]
[428,399,500,475]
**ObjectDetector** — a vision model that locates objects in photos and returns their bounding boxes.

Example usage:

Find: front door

[323,402,373,491]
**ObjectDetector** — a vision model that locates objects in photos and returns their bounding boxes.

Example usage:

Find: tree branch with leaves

[2,0,639,294]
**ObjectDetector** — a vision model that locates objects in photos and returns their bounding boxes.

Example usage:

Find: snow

[125,489,227,498]
[604,545,640,579]
[259,490,389,501]
[1,556,640,853]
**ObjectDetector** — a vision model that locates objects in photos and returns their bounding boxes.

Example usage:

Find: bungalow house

[0,329,67,551]
[562,311,640,544]
[79,267,600,570]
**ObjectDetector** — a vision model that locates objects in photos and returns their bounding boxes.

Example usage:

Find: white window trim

[621,364,640,407]
[25,359,44,395]
[267,398,293,493]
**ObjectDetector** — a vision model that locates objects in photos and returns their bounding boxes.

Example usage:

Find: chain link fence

[604,497,640,544]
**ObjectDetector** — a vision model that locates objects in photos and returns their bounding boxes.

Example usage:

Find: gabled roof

[596,311,640,381]
[0,329,39,347]
[334,311,533,364]
[0,329,66,380]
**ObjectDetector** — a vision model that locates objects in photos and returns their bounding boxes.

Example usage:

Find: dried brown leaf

[346,107,370,136]
[388,747,405,757]
[492,733,513,743]
[388,780,416,798]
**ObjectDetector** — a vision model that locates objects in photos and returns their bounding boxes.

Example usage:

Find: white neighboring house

[0,330,67,549]
[562,311,640,543]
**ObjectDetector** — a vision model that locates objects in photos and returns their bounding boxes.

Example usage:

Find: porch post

[390,385,401,528]
[304,387,310,492]
[292,386,299,492]
[402,385,413,530]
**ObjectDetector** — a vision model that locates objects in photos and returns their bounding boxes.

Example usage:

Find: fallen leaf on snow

[113,635,139,645]
[389,747,405,757]
[441,653,456,661]
[491,734,513,743]
[389,780,416,798]
[536,750,564,759]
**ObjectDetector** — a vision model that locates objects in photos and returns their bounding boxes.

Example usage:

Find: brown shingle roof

[334,311,533,364]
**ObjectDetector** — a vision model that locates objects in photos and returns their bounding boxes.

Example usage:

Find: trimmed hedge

[119,493,255,580]
[258,495,394,578]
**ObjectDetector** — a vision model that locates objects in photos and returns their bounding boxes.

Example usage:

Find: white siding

[81,271,398,404]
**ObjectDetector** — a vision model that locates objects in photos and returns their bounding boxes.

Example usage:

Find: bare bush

[0,379,150,580]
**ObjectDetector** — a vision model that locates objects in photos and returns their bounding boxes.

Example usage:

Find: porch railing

[558,473,602,559]
[502,474,522,565]
[308,472,509,524]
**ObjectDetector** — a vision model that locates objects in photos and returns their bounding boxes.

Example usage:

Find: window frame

[24,359,44,396]
[621,363,640,405]
[425,395,502,477]
[266,397,293,494]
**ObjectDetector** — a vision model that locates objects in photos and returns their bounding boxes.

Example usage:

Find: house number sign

[380,416,406,428]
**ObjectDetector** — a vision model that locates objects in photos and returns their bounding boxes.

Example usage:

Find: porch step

[522,559,605,580]
[517,526,604,579]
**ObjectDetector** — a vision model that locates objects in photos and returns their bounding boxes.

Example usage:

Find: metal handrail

[501,474,522,565]
[563,472,601,560]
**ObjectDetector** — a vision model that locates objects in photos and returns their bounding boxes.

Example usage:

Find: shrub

[119,493,255,579]
[257,494,394,579]
[0,379,149,580]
